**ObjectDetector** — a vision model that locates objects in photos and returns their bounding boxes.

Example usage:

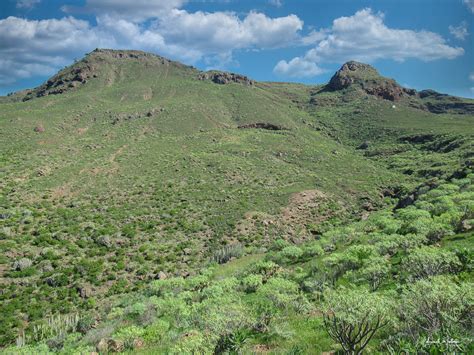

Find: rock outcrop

[327,61,416,101]
[23,63,98,101]
[198,71,254,85]
[237,123,286,130]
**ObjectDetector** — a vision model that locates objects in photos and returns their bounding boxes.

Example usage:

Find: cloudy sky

[0,0,473,97]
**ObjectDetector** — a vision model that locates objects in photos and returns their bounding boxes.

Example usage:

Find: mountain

[0,50,473,353]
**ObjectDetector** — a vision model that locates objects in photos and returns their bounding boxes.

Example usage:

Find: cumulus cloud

[449,21,469,40]
[464,0,474,13]
[274,8,464,78]
[300,29,327,45]
[1,2,304,88]
[0,16,109,86]
[155,10,302,53]
[63,0,187,21]
[274,57,324,78]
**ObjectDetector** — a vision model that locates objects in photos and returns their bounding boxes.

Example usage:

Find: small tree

[323,288,392,354]
[398,275,473,341]
[353,256,390,291]
[402,246,460,281]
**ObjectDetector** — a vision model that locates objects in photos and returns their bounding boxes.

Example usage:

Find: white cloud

[274,57,324,78]
[155,10,302,53]
[464,0,474,13]
[0,3,304,87]
[469,72,474,81]
[16,0,40,9]
[274,8,464,78]
[269,0,283,7]
[300,29,327,45]
[63,0,187,21]
[0,16,110,86]
[449,21,469,40]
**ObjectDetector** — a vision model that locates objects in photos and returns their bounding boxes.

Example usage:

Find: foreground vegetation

[3,174,473,353]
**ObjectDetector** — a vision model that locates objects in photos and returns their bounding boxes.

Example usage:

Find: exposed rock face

[424,100,474,115]
[23,64,97,101]
[328,61,380,90]
[419,89,446,99]
[237,123,286,130]
[327,61,416,101]
[416,89,474,114]
[365,84,412,101]
[198,71,254,85]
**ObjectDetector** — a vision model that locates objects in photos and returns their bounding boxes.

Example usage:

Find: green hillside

[0,49,473,353]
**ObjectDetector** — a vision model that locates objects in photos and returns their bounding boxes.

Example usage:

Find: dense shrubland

[3,174,472,354]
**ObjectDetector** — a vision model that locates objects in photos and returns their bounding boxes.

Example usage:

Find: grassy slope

[0,50,473,350]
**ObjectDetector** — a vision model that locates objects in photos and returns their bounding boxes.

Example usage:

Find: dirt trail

[109,144,128,172]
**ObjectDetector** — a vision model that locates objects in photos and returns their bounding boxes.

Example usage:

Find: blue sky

[1,0,473,97]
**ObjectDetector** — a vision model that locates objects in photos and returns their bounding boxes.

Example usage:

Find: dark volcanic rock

[327,61,415,102]
[328,61,380,90]
[418,89,446,99]
[357,141,370,150]
[424,101,474,115]
[23,64,97,101]
[34,125,45,133]
[238,123,286,130]
[198,71,254,85]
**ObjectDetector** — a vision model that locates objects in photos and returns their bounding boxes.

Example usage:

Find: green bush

[276,246,303,264]
[241,274,263,293]
[323,288,394,353]
[403,246,461,281]
[397,276,473,345]
[143,319,170,344]
[114,325,146,349]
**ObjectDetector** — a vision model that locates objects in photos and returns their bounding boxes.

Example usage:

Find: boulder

[34,125,45,133]
[13,258,33,271]
[155,271,167,280]
[77,285,93,298]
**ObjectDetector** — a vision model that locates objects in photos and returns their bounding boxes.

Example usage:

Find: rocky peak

[21,49,193,101]
[328,61,381,90]
[327,61,417,101]
[87,48,169,62]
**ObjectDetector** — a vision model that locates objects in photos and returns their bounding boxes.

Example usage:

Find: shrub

[241,274,263,293]
[302,242,324,258]
[271,238,290,251]
[113,325,145,349]
[323,288,393,354]
[276,246,303,264]
[352,256,390,291]
[211,243,243,264]
[143,319,170,344]
[244,260,281,282]
[171,330,212,355]
[397,276,473,343]
[402,246,461,281]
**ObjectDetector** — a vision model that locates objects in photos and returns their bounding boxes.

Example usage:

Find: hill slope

[0,50,473,352]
